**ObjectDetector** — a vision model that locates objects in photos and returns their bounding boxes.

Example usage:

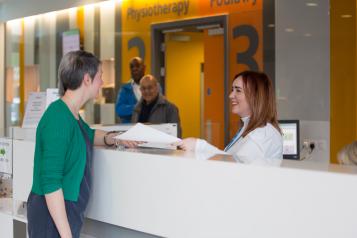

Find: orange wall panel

[330,0,357,163]
[203,30,225,149]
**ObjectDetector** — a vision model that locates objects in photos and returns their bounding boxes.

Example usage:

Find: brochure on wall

[22,92,46,129]
[46,88,60,108]
[62,29,80,55]
[0,138,12,175]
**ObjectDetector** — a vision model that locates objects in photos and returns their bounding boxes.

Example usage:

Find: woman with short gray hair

[27,51,139,238]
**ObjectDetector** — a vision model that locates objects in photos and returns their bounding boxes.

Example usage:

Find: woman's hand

[115,139,145,148]
[97,130,144,148]
[174,138,197,151]
[104,132,120,146]
[106,133,144,148]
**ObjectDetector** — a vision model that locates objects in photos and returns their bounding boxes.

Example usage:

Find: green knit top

[30,99,95,201]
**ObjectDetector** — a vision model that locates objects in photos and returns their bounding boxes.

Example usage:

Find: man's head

[129,57,145,84]
[140,74,159,104]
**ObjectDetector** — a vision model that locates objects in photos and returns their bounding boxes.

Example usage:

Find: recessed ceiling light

[341,14,353,18]
[162,28,183,33]
[196,24,221,30]
[267,24,275,28]
[306,3,318,7]
[304,33,312,37]
[285,28,295,33]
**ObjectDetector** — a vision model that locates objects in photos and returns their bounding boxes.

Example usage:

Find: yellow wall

[165,32,204,138]
[330,0,357,163]
[121,0,263,87]
[121,0,264,144]
[203,30,225,149]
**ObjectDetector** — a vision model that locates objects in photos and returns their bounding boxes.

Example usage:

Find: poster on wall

[22,90,60,129]
[62,29,80,56]
[22,92,46,129]
[0,138,12,175]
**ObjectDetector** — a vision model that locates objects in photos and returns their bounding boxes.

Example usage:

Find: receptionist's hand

[174,138,197,151]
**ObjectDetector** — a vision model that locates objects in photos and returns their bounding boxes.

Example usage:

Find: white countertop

[84,146,357,238]
[0,197,12,215]
[9,139,357,238]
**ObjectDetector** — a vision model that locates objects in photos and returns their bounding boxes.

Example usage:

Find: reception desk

[2,132,357,237]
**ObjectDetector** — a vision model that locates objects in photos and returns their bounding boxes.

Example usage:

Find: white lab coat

[195,118,283,166]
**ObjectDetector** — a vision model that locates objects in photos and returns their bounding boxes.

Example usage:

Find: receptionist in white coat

[177,71,283,165]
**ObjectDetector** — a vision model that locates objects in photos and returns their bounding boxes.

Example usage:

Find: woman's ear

[83,73,91,86]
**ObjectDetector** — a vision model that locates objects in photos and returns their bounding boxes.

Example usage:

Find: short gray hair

[58,50,101,96]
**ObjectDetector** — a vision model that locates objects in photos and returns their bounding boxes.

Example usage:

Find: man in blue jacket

[115,57,146,123]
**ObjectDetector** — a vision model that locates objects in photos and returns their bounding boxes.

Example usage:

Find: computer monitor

[278,120,300,160]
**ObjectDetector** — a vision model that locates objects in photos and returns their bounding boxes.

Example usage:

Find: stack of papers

[114,123,181,149]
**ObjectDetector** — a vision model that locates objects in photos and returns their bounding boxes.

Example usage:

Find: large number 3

[128,37,146,62]
[232,25,259,71]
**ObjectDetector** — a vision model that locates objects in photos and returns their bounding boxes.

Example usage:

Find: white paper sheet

[114,123,181,144]
[22,92,46,129]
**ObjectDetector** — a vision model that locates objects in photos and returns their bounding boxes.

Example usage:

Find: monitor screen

[279,120,300,160]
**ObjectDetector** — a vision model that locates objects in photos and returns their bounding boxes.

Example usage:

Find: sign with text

[22,92,46,129]
[121,0,263,83]
[121,0,264,141]
[22,90,60,129]
[0,138,12,175]
[62,29,80,55]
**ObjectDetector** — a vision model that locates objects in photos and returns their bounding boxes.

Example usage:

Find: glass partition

[4,0,332,157]
[4,0,273,150]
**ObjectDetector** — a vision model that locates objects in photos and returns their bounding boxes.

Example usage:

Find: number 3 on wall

[128,37,146,62]
[232,25,259,71]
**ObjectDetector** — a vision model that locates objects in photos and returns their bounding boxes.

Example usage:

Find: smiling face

[140,75,159,104]
[229,76,251,117]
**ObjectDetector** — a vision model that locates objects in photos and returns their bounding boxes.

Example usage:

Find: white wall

[0,0,105,22]
[0,212,13,238]
[276,0,330,121]
[276,0,330,163]
[300,120,330,163]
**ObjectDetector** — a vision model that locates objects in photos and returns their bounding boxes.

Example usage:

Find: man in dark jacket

[115,57,145,123]
[132,74,182,138]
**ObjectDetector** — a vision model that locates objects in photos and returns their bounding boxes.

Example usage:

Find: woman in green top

[27,51,139,238]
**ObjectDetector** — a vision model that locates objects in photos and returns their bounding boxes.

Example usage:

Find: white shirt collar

[131,79,141,100]
[241,116,250,125]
